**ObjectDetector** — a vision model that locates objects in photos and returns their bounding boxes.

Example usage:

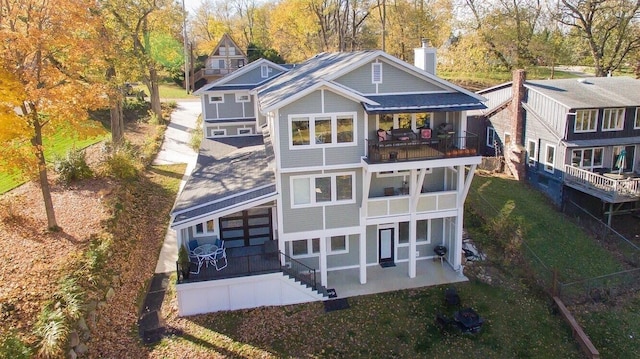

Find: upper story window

[209,94,224,104]
[235,93,250,102]
[291,172,355,208]
[261,65,271,78]
[486,127,497,148]
[377,113,431,132]
[290,113,356,148]
[527,139,537,165]
[635,108,640,129]
[372,63,382,84]
[602,108,625,131]
[544,144,555,173]
[574,109,597,133]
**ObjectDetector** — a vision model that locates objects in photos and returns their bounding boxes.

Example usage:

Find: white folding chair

[213,247,228,271]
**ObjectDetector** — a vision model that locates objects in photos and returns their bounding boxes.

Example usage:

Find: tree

[0,0,108,230]
[556,0,640,76]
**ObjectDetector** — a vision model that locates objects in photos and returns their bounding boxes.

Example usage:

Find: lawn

[132,82,199,100]
[153,280,582,358]
[467,172,624,282]
[0,129,108,194]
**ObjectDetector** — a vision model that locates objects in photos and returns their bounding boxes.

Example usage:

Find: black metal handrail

[366,132,479,163]
[279,251,317,291]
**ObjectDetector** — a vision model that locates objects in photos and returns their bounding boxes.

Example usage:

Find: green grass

[0,130,108,194]
[441,67,583,90]
[132,83,198,100]
[467,173,623,282]
[155,282,582,358]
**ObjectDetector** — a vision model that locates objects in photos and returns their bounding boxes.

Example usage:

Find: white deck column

[452,164,465,271]
[320,236,328,287]
[408,169,418,278]
[359,227,367,284]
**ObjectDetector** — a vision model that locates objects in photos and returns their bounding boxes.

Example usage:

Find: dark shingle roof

[363,93,486,113]
[171,136,276,225]
[525,77,640,109]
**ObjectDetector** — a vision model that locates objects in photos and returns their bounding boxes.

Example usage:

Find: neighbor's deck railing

[564,165,640,201]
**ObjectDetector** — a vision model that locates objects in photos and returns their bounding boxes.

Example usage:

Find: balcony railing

[564,165,640,202]
[366,133,479,163]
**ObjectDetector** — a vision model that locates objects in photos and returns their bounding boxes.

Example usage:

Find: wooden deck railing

[564,165,640,202]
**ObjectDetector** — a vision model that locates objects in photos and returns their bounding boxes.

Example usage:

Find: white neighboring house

[172,42,487,316]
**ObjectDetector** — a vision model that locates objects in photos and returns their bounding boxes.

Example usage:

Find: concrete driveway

[154,99,201,273]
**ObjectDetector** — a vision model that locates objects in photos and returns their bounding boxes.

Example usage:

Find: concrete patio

[327,258,467,299]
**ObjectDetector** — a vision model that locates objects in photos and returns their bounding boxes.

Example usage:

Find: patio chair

[445,287,461,307]
[213,247,228,271]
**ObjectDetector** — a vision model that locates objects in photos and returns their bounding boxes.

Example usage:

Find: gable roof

[525,76,640,110]
[255,50,486,113]
[193,58,290,95]
[208,33,246,58]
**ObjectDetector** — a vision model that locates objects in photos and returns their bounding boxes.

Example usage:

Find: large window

[602,108,624,131]
[398,220,431,245]
[544,144,555,173]
[571,148,603,170]
[377,113,431,132]
[328,236,348,254]
[574,109,597,132]
[291,173,355,207]
[612,146,635,173]
[290,113,356,148]
[527,139,537,165]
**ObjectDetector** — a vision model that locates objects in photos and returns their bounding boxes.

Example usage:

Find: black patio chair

[445,287,461,307]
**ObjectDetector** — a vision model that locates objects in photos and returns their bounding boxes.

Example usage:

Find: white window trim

[210,128,226,137]
[290,238,320,259]
[571,147,604,170]
[208,94,225,104]
[238,128,253,135]
[527,139,537,165]
[486,127,496,148]
[288,112,357,149]
[290,172,356,208]
[235,93,250,103]
[397,219,432,247]
[193,220,216,237]
[261,65,271,78]
[635,108,640,129]
[377,169,421,178]
[601,108,625,131]
[372,63,382,84]
[544,144,556,173]
[327,235,349,255]
[574,109,598,133]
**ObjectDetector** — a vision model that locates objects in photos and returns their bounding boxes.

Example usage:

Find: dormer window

[372,63,382,84]
[574,109,597,132]
[602,108,624,131]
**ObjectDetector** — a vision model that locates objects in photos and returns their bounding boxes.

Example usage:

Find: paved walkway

[139,100,201,342]
[153,99,201,274]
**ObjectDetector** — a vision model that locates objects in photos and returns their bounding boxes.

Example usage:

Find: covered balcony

[366,131,479,164]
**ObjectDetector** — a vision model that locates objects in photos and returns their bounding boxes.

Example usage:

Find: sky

[181,0,203,15]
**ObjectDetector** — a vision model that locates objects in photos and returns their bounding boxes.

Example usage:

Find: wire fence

[466,188,640,305]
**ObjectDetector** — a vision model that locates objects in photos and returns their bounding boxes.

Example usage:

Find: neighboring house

[471,71,640,224]
[171,41,487,315]
[193,34,248,89]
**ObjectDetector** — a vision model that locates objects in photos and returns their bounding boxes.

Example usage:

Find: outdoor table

[454,307,484,333]
[193,243,218,267]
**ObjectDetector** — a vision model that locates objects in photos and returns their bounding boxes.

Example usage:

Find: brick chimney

[414,39,436,75]
[505,69,527,181]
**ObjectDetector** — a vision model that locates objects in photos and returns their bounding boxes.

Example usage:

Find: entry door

[379,228,394,263]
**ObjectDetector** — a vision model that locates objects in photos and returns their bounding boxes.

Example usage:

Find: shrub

[190,114,203,151]
[0,332,31,359]
[34,307,68,359]
[53,147,93,185]
[100,145,140,180]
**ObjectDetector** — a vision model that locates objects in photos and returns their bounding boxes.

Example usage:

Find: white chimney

[414,39,437,75]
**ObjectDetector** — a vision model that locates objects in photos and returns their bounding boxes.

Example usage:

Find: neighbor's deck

[564,165,640,203]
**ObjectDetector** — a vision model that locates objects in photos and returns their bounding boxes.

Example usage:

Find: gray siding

[480,86,512,113]
[325,203,360,228]
[282,206,324,232]
[365,225,378,264]
[525,90,569,135]
[203,93,255,120]
[205,124,255,137]
[226,66,285,85]
[327,235,360,268]
[323,90,359,112]
[335,64,376,94]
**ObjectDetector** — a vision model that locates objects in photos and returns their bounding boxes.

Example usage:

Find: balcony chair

[213,247,228,271]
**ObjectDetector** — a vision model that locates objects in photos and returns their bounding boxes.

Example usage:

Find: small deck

[564,165,640,203]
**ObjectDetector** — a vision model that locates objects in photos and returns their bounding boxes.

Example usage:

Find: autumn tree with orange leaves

[0,0,108,230]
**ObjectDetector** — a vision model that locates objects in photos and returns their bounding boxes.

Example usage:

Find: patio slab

[327,259,467,299]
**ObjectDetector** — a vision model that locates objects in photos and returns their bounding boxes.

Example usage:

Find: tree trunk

[147,65,163,123]
[28,105,58,230]
[110,97,125,146]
